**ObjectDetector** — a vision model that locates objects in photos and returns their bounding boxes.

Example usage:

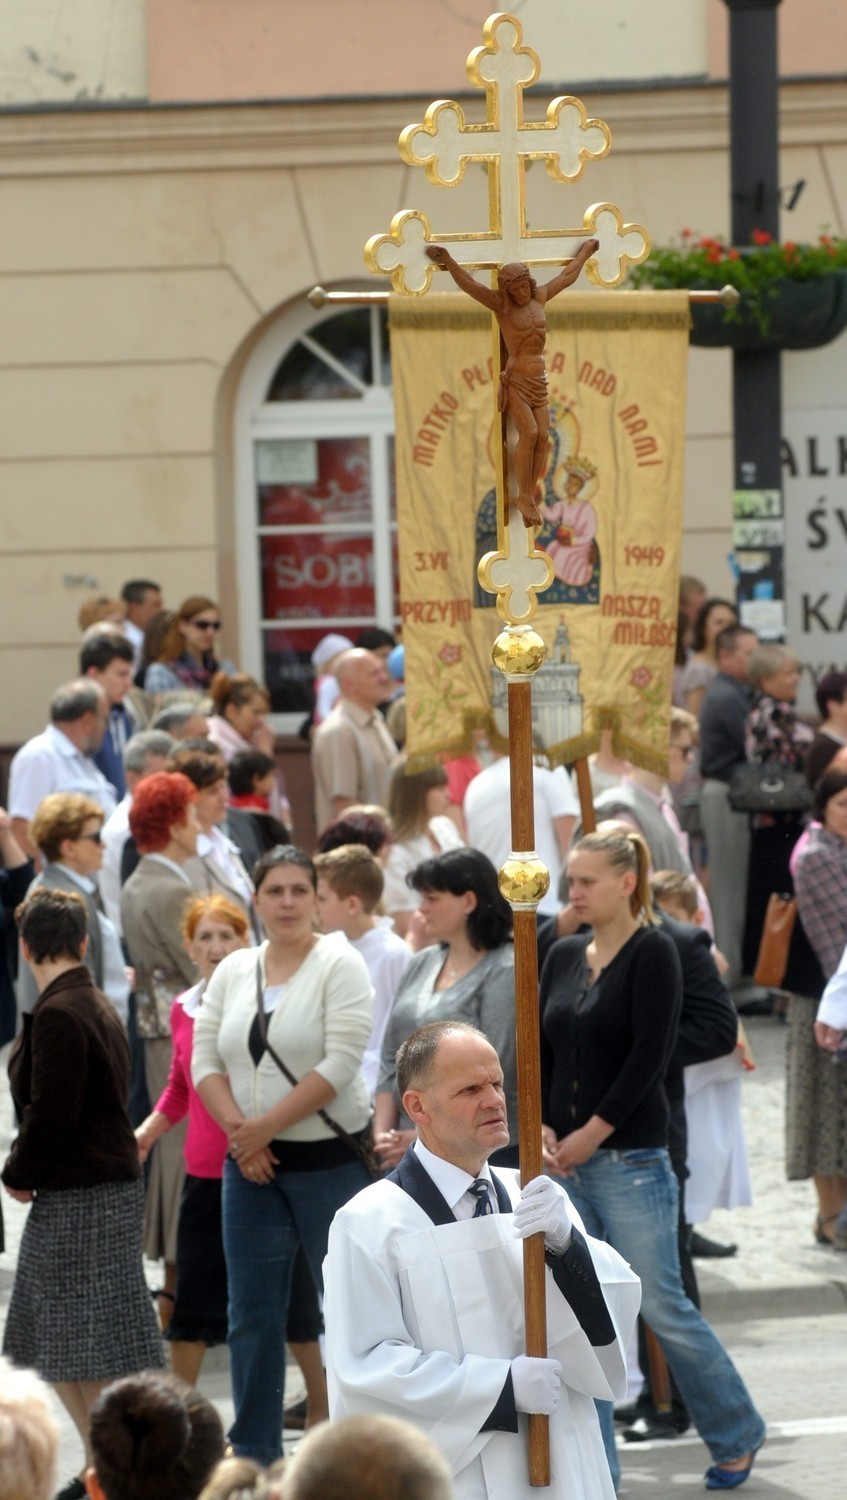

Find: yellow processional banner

[391,290,691,775]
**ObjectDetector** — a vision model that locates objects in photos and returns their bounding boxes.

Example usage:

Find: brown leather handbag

[753,893,797,988]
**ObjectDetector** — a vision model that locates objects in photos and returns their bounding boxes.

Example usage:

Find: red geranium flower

[751,228,773,246]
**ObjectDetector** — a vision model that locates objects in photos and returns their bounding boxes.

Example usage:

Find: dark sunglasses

[192,618,221,631]
[75,831,103,845]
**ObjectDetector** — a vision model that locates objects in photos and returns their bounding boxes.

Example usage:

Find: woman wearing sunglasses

[144,596,236,697]
[16,793,130,1026]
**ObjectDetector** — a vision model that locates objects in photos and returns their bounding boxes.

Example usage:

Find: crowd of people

[1,571,845,1499]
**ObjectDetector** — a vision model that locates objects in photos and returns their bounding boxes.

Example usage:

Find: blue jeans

[560,1149,765,1477]
[222,1156,371,1462]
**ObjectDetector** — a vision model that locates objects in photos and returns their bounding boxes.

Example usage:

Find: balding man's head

[398,1023,509,1175]
[335,648,391,711]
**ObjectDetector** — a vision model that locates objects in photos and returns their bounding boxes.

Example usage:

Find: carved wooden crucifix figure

[426,241,599,527]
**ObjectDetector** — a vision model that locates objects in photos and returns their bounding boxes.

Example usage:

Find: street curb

[702,1277,847,1322]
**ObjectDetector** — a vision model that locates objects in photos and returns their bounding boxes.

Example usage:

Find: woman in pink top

[135,895,249,1384]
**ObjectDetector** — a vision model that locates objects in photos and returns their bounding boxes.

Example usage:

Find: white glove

[511,1354,563,1415]
[513,1174,573,1253]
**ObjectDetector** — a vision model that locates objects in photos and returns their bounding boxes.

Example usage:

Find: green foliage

[628,229,847,335]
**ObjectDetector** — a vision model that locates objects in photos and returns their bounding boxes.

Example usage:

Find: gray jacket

[18,864,104,1016]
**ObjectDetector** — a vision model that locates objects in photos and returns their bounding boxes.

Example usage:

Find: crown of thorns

[498,262,535,288]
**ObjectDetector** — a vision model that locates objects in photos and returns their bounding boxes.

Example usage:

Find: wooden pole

[572,758,596,834]
[507,679,550,1486]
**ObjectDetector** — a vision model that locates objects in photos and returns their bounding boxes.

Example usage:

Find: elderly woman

[135,895,251,1385]
[18,793,130,1024]
[374,848,517,1169]
[2,889,164,1500]
[792,768,847,1244]
[143,596,236,696]
[193,845,373,1464]
[740,644,816,991]
[121,772,200,1325]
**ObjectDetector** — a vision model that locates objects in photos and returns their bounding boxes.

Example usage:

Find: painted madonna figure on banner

[475,408,601,612]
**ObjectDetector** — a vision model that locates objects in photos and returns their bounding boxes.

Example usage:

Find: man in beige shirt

[311,649,396,833]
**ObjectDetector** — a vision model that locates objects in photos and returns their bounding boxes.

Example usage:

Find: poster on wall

[783,409,847,715]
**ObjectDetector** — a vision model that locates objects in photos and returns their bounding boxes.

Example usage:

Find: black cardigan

[3,965,140,1192]
[540,925,682,1150]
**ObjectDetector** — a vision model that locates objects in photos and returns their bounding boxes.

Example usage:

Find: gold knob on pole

[499,855,550,910]
[492,625,546,677]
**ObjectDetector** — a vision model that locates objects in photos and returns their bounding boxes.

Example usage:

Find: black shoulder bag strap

[254,958,379,1178]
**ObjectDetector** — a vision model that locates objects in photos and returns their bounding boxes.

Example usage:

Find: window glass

[257,436,371,527]
[245,305,398,722]
[261,531,376,624]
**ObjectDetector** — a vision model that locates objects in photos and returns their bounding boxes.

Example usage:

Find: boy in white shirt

[315,845,411,1096]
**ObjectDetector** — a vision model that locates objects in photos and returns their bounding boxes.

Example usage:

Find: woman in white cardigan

[192,845,373,1466]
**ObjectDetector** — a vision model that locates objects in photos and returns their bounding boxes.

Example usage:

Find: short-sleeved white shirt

[8,723,117,822]
[463,757,578,914]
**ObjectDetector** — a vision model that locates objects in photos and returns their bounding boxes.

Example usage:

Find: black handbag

[254,960,381,1180]
[728,759,812,814]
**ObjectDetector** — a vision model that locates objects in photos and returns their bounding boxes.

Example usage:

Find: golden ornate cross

[366,11,647,294]
[365,9,649,621]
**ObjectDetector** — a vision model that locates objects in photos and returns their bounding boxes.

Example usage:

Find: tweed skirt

[786,992,847,1179]
[2,1178,165,1382]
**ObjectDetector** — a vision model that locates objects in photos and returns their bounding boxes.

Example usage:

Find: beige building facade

[0,0,845,745]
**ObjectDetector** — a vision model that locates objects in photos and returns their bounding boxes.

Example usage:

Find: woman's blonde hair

[575,828,658,923]
[30,792,104,864]
[0,1356,59,1500]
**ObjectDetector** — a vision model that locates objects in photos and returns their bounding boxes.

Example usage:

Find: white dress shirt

[413,1138,500,1220]
[9,723,117,822]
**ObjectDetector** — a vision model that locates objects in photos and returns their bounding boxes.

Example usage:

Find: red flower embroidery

[630,666,652,688]
[438,643,462,666]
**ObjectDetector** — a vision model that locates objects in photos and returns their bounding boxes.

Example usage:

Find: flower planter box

[690,271,847,351]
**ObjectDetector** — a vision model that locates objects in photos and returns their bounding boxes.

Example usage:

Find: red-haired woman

[135,895,250,1385]
[120,773,201,1325]
[143,597,236,696]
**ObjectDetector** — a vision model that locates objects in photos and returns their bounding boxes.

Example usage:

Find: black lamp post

[724,0,784,631]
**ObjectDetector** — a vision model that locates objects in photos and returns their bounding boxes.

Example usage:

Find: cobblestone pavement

[2,1015,846,1492]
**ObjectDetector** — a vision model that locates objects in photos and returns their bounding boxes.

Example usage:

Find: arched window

[234,299,396,727]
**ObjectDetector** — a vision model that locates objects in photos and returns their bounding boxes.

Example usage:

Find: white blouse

[192,936,373,1140]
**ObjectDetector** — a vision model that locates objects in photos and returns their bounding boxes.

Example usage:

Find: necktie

[469,1178,493,1217]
